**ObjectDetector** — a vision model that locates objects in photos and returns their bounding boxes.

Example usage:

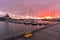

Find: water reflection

[0,21,9,38]
[0,21,41,39]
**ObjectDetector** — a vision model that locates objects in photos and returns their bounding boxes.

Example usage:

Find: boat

[24,22,32,25]
[31,21,38,25]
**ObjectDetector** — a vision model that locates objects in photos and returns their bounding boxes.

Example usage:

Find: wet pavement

[0,21,59,40]
[15,23,60,40]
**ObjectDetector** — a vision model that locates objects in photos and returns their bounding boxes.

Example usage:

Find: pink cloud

[0,0,60,18]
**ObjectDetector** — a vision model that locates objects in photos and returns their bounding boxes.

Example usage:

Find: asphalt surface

[16,23,60,40]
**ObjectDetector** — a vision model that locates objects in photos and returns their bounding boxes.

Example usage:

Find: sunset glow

[43,16,52,19]
[0,0,60,18]
[0,12,5,15]
[11,15,42,19]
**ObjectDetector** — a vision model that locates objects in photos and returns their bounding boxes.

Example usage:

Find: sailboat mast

[54,8,55,18]
[29,9,30,20]
[52,8,55,18]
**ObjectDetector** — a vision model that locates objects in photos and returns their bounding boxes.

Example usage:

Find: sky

[0,0,60,19]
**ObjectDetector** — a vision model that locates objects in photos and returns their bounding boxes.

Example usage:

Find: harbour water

[0,21,59,40]
[0,21,42,39]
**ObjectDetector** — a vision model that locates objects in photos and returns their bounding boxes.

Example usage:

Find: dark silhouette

[0,13,11,21]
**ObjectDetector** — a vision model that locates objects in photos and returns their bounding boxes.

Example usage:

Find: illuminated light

[24,32,32,38]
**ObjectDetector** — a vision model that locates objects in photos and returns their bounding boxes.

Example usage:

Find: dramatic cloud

[0,0,60,18]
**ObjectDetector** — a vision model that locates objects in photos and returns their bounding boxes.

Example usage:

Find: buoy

[24,32,32,38]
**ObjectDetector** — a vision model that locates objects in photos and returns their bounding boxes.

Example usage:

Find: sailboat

[31,11,38,25]
[24,9,32,25]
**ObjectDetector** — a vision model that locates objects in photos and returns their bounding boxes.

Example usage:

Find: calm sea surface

[0,21,41,39]
[0,21,59,40]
